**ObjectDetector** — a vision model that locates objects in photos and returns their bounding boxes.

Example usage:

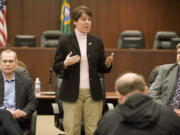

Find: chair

[153,31,179,49]
[171,37,180,49]
[14,35,36,47]
[148,65,161,87]
[40,30,64,48]
[52,75,64,133]
[51,74,114,135]
[16,60,30,78]
[118,30,144,49]
[23,111,37,135]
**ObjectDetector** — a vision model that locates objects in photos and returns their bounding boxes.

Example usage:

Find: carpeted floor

[36,115,65,135]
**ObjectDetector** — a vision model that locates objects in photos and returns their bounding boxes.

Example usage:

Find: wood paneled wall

[0,48,176,92]
[105,49,176,91]
[6,0,180,48]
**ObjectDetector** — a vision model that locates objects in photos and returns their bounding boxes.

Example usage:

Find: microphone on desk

[48,67,53,84]
[48,67,53,91]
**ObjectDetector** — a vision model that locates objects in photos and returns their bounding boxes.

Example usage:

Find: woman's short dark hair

[72,5,92,22]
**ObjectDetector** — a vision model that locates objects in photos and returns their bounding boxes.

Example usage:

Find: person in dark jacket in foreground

[95,73,180,135]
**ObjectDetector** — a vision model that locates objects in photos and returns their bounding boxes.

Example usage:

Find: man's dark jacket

[0,72,37,116]
[95,94,180,135]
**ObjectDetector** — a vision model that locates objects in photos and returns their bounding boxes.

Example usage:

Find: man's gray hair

[115,73,146,95]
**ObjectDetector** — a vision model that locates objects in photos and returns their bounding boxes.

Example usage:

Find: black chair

[148,65,161,87]
[23,111,37,135]
[171,37,180,49]
[118,30,144,49]
[40,30,64,48]
[153,31,179,49]
[14,35,36,47]
[16,67,30,78]
[52,75,64,133]
[51,74,114,135]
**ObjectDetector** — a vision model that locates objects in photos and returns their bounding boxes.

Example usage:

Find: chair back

[14,35,36,47]
[171,37,180,49]
[23,111,37,135]
[148,65,161,87]
[153,31,179,49]
[118,30,144,49]
[16,67,30,78]
[41,30,64,48]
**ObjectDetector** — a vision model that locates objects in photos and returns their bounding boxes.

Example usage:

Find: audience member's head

[0,49,18,75]
[115,73,147,103]
[17,60,28,70]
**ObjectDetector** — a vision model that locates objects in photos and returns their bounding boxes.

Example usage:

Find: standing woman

[53,6,113,135]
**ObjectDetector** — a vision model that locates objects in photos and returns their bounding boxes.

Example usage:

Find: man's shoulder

[159,63,177,72]
[161,63,176,68]
[15,71,31,82]
[101,106,123,123]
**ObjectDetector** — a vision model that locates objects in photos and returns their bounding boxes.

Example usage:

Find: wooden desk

[106,92,118,99]
[36,94,55,99]
[36,91,118,99]
[36,95,55,115]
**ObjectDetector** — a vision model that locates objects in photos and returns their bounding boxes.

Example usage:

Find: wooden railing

[0,47,176,92]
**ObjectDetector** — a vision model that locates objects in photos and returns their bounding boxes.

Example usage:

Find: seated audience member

[95,73,180,135]
[17,60,28,70]
[149,43,180,116]
[16,60,30,78]
[0,49,37,135]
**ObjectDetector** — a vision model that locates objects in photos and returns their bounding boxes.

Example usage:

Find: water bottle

[35,77,41,95]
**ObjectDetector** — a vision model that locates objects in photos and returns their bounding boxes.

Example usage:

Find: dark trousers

[0,110,23,135]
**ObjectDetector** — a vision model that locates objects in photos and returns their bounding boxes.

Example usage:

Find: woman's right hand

[64,52,80,67]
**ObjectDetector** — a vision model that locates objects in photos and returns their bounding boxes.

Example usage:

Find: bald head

[115,73,146,95]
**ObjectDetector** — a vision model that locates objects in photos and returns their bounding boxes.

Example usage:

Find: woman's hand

[64,52,80,67]
[105,52,114,67]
